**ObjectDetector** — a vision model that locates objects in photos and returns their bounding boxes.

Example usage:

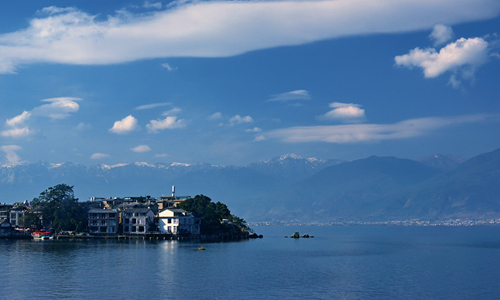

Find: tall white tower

[172,185,175,198]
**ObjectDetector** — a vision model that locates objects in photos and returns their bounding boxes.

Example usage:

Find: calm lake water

[1,225,500,299]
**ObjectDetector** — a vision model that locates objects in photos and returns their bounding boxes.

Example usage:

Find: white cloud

[245,127,262,132]
[135,102,171,110]
[91,153,110,159]
[161,63,178,71]
[6,111,31,127]
[109,115,139,134]
[395,37,490,84]
[429,24,454,46]
[229,115,253,126]
[267,90,311,102]
[0,0,498,73]
[32,97,81,119]
[162,107,181,116]
[317,102,366,123]
[144,1,162,9]
[131,145,152,152]
[261,114,495,143]
[0,145,23,164]
[146,116,186,133]
[1,127,31,138]
[209,112,222,120]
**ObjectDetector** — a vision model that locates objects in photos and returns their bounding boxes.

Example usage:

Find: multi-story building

[122,208,155,235]
[88,209,119,235]
[0,203,13,223]
[9,206,28,227]
[157,208,200,235]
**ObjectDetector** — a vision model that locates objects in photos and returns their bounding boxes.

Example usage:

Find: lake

[1,225,499,299]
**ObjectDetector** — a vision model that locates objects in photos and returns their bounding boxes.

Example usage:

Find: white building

[157,208,200,235]
[122,208,155,235]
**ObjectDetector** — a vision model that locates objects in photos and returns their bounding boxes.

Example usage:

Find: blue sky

[0,0,499,166]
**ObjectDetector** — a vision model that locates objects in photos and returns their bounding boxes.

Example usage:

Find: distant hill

[246,154,342,181]
[0,150,499,222]
[416,153,465,171]
[243,156,443,222]
[390,148,500,220]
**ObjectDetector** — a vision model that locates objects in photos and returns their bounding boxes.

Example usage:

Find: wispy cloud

[146,116,186,133]
[135,102,171,110]
[162,107,181,116]
[143,1,162,9]
[229,115,253,126]
[32,97,81,119]
[161,63,177,71]
[76,122,91,130]
[109,115,139,134]
[208,112,222,120]
[0,127,31,138]
[91,153,110,159]
[429,24,454,46]
[6,111,31,127]
[395,35,492,87]
[261,114,496,143]
[0,0,498,73]
[267,90,311,102]
[0,145,23,164]
[245,127,262,132]
[317,102,366,123]
[131,145,151,152]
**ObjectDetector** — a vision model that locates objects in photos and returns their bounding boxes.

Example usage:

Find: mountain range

[0,149,498,222]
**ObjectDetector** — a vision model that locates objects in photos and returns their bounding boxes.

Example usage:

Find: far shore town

[0,185,256,240]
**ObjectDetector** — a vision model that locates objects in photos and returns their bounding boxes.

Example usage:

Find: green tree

[177,194,251,234]
[32,184,87,232]
[17,212,41,229]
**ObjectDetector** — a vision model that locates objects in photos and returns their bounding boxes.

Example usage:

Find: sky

[0,0,499,166]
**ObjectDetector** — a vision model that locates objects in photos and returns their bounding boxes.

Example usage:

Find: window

[168,218,171,224]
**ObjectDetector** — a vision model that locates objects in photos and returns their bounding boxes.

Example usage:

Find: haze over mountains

[1,149,498,222]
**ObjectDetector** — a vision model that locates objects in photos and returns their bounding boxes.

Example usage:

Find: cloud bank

[0,0,499,73]
[261,114,495,143]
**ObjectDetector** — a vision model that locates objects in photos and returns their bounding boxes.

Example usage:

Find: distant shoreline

[249,219,500,227]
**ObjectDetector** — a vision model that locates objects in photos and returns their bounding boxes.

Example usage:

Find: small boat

[31,230,53,240]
